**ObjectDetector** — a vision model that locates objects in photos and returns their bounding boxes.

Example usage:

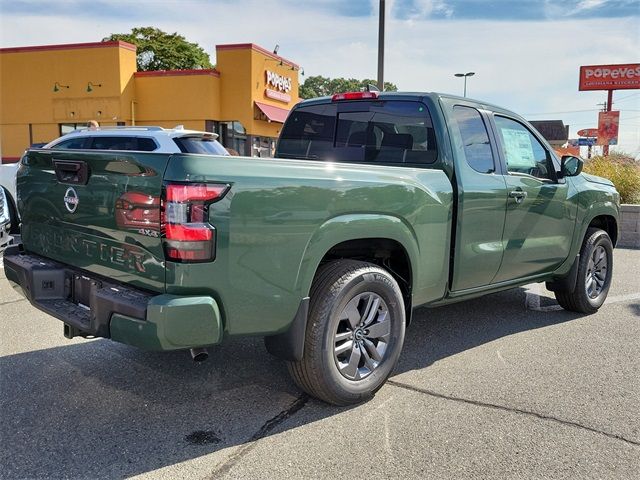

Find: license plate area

[72,274,102,309]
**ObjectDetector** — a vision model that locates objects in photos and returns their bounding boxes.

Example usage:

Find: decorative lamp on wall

[87,82,103,93]
[53,82,69,92]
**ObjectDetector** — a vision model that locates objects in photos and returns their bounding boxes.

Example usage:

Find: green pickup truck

[4,92,620,405]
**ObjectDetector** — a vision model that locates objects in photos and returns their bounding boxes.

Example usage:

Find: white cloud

[407,0,454,19]
[1,0,638,154]
[576,0,608,12]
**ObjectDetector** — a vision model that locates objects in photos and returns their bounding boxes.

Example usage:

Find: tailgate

[18,149,170,292]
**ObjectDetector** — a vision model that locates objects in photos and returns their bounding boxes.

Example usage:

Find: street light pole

[377,0,385,91]
[454,72,475,97]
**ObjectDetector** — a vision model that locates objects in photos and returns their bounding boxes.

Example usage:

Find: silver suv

[43,125,230,155]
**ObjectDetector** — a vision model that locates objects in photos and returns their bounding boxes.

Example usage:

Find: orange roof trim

[216,43,299,69]
[0,40,137,54]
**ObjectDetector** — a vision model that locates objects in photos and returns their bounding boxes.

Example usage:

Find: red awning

[255,101,290,123]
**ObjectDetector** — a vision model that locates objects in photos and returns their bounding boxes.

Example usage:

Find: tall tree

[104,27,213,71]
[299,76,398,99]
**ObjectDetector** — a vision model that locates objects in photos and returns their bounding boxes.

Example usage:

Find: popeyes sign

[265,70,292,103]
[579,63,640,91]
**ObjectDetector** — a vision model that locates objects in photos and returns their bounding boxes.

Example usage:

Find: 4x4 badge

[64,187,79,213]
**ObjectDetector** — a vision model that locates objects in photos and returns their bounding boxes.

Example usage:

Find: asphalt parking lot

[0,248,638,479]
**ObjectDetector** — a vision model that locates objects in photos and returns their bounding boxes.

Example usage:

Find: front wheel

[288,260,406,405]
[555,228,613,314]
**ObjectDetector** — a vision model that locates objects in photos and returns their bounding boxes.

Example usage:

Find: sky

[1,0,639,155]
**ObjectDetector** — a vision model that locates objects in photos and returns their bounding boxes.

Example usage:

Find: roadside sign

[577,128,598,137]
[577,138,597,146]
[579,63,640,91]
[597,111,620,146]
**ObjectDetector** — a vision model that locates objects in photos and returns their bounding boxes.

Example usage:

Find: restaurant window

[59,123,83,136]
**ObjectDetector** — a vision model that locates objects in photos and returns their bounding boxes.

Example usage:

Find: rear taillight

[162,183,229,262]
[331,91,379,101]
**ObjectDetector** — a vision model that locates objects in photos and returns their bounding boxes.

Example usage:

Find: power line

[613,92,640,102]
[525,93,640,116]
[525,108,599,115]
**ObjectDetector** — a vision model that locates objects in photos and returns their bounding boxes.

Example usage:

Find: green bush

[583,153,640,204]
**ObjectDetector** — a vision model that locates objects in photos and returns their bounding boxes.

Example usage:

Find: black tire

[555,228,613,314]
[288,260,406,406]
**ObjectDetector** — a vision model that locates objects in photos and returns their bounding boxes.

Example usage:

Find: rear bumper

[3,245,222,351]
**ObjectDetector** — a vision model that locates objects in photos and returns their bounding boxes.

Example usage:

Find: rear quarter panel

[164,154,453,336]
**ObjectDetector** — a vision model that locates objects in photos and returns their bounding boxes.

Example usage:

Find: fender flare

[294,213,421,298]
[265,214,420,362]
[555,201,619,277]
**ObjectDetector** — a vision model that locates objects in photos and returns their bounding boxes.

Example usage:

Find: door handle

[509,190,527,204]
[53,160,90,185]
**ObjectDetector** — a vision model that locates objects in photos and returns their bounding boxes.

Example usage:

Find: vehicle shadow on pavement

[395,286,583,376]
[0,286,580,478]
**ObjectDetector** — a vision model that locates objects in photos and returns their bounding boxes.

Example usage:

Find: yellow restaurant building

[0,40,301,162]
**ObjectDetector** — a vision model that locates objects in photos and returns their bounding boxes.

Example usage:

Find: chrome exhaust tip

[190,347,209,362]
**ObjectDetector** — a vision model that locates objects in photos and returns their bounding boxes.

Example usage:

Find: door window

[494,116,553,181]
[90,136,138,151]
[51,137,88,149]
[452,106,494,173]
[137,137,159,152]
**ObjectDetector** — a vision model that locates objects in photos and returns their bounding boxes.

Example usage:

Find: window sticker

[501,128,535,168]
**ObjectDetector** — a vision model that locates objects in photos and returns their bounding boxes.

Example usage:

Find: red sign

[555,146,580,158]
[597,111,620,146]
[577,128,599,137]
[579,63,640,91]
[265,88,291,103]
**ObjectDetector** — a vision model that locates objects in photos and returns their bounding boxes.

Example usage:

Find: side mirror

[560,155,584,178]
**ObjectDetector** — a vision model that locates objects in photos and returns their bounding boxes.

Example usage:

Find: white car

[43,125,229,155]
[0,126,229,234]
[0,185,12,251]
[0,162,19,234]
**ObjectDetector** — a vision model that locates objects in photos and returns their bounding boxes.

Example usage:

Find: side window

[276,104,337,159]
[51,137,88,150]
[173,137,229,155]
[494,116,553,181]
[90,136,138,151]
[452,106,494,173]
[137,137,158,152]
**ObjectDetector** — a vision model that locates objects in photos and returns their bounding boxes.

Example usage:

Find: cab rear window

[276,100,437,165]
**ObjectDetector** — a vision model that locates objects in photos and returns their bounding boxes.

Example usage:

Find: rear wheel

[555,228,613,314]
[288,260,406,405]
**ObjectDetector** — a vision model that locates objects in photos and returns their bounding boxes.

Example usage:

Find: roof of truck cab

[294,91,520,119]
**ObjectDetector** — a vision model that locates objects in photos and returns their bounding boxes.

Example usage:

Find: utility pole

[377,0,385,91]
